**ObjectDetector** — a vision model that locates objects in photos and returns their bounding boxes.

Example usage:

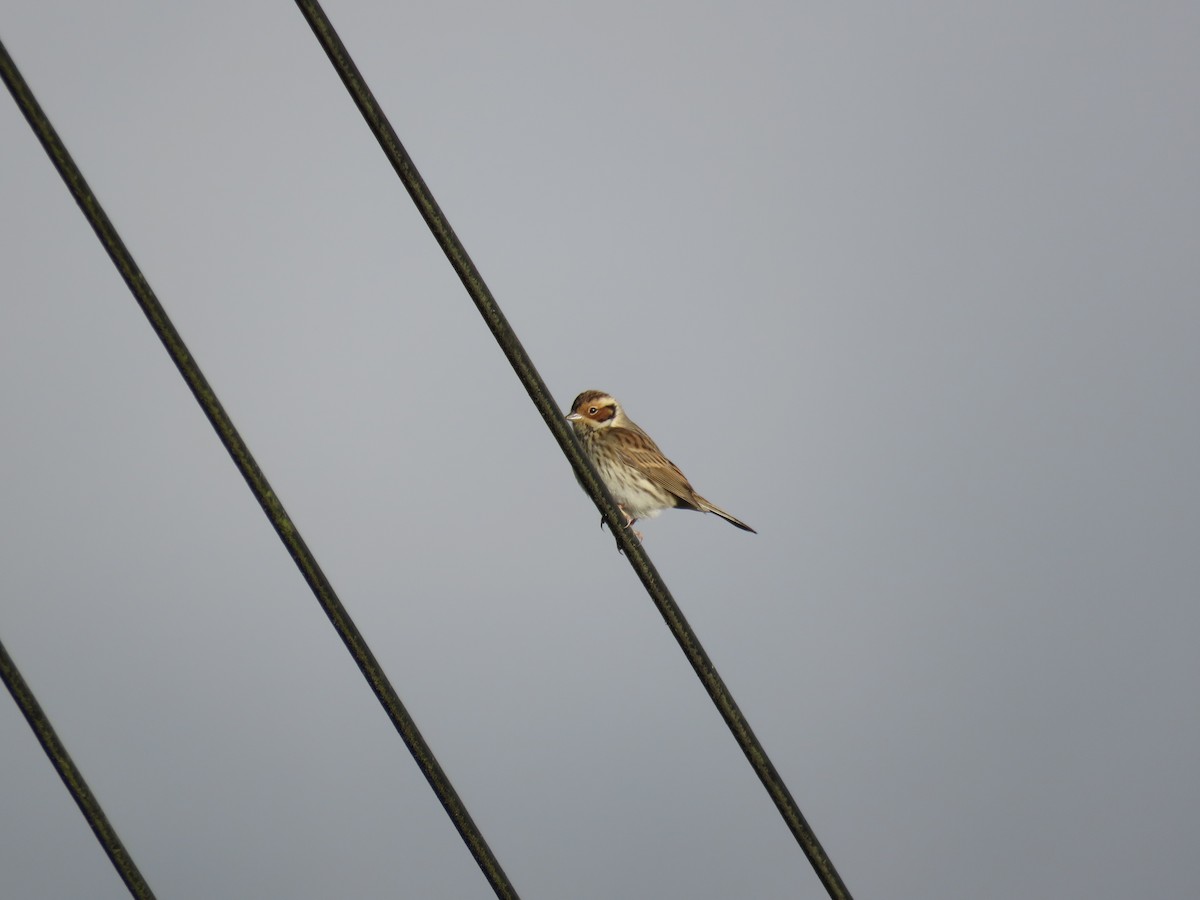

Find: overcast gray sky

[2,3,1198,898]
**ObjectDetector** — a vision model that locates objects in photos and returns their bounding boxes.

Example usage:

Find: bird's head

[566,390,621,432]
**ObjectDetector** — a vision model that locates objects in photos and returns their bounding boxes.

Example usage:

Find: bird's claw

[603,508,643,551]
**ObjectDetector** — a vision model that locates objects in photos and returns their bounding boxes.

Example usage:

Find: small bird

[566,390,756,538]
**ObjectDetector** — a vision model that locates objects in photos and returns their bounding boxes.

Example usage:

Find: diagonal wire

[0,35,520,900]
[0,637,157,900]
[293,3,852,898]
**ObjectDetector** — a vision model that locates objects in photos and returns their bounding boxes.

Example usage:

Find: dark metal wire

[0,636,157,900]
[0,35,520,900]
[292,3,852,897]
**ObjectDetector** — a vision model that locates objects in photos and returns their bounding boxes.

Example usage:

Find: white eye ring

[589,407,598,414]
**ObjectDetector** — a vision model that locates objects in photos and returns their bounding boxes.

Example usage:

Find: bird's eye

[588,407,597,415]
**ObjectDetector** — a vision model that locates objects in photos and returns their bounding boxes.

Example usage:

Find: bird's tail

[695,496,757,533]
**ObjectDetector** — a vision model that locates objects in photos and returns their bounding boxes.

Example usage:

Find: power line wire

[0,636,157,900]
[0,35,520,900]
[292,3,853,897]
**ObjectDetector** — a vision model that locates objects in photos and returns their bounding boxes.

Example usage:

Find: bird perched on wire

[567,390,756,539]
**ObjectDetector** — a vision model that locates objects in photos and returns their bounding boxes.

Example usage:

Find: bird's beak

[566,412,582,421]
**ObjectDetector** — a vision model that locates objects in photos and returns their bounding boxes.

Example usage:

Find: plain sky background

[2,3,1198,898]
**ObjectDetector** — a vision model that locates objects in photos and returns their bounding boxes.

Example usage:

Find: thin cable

[292,4,852,897]
[0,36,520,900]
[0,637,157,899]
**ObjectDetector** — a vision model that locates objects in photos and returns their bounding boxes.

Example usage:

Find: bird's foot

[619,506,644,544]
[604,505,643,551]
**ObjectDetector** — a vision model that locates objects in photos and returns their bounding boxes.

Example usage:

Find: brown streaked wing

[606,427,701,510]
